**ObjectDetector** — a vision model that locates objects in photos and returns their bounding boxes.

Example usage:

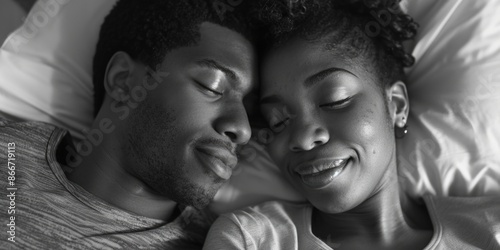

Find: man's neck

[67,136,178,221]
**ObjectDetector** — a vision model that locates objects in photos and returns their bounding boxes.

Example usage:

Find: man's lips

[196,146,238,168]
[195,146,237,180]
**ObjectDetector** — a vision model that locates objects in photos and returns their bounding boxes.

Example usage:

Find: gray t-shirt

[0,119,213,249]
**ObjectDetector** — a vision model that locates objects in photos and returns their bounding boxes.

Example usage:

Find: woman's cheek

[348,104,379,141]
[268,135,288,167]
[354,106,392,156]
[358,119,377,142]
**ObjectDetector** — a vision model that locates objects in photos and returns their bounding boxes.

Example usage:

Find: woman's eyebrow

[260,68,357,105]
[195,59,239,82]
[259,94,281,106]
[304,67,357,88]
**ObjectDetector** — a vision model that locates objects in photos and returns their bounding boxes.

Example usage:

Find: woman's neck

[312,167,433,249]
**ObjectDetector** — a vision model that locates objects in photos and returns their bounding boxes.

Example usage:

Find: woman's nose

[288,120,329,152]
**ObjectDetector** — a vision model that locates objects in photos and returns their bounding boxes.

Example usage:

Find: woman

[204,0,500,249]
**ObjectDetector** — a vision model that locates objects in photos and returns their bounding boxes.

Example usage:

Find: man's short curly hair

[253,0,418,88]
[92,0,256,116]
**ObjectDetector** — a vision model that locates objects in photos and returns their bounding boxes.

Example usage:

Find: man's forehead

[197,22,255,58]
[197,22,257,87]
[149,23,256,96]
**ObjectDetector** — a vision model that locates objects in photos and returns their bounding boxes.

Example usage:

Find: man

[0,0,257,248]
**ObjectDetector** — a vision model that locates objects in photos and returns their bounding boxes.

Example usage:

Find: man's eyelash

[195,81,222,95]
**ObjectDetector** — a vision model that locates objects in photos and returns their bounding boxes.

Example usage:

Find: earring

[115,88,130,102]
[395,117,408,139]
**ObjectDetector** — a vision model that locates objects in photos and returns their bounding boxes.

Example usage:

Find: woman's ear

[386,81,410,127]
[104,52,137,103]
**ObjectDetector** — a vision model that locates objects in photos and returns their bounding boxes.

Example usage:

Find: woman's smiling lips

[294,158,350,189]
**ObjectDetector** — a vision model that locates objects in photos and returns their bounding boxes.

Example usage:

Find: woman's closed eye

[319,96,353,109]
[271,117,290,130]
[264,106,294,132]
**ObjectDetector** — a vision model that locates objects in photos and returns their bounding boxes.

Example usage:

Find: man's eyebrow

[195,59,239,82]
[304,67,357,88]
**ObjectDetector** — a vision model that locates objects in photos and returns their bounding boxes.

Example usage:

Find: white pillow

[0,0,116,141]
[0,0,499,214]
[400,0,500,198]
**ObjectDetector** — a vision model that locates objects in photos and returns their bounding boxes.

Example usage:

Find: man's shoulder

[0,118,69,158]
[0,118,65,145]
[0,118,61,137]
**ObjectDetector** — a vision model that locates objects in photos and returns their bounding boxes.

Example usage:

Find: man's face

[123,22,256,208]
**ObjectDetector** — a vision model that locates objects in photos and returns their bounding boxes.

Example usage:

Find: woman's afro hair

[252,0,419,86]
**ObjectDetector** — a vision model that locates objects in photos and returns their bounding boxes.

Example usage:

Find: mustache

[196,137,237,155]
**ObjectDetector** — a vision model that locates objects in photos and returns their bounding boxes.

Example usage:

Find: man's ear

[104,52,137,102]
[386,81,410,127]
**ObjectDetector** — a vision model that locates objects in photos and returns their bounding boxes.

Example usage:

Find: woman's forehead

[262,39,363,81]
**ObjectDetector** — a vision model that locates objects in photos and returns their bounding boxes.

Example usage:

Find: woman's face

[260,38,402,213]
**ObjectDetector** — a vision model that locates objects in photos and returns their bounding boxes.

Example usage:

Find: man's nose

[213,102,252,145]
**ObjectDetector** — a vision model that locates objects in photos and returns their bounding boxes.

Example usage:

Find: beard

[124,100,222,209]
[150,164,222,209]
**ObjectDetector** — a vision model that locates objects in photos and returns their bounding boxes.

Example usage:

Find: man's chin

[168,180,223,209]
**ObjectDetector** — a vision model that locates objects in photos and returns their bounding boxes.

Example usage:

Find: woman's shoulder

[424,194,500,214]
[204,201,312,250]
[424,194,500,223]
[220,200,312,228]
[423,194,500,249]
